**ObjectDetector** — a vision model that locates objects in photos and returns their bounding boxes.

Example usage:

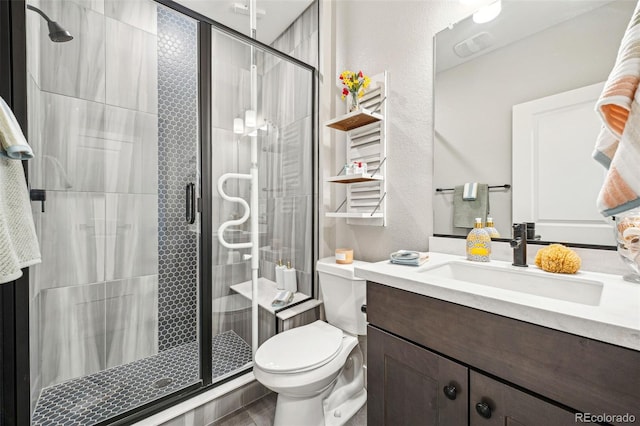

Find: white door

[512,81,613,246]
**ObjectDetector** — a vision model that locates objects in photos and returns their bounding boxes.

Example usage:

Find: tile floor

[32,331,252,426]
[212,393,367,426]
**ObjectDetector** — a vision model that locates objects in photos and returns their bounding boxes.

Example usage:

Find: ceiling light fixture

[473,0,502,24]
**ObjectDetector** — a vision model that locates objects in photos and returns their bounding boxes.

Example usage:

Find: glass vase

[347,91,360,113]
[614,209,640,283]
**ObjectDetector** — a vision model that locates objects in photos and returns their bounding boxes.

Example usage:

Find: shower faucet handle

[30,189,46,213]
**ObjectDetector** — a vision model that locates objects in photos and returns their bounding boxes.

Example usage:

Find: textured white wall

[319,0,478,262]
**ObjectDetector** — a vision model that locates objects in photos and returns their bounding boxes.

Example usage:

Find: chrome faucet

[510,223,528,267]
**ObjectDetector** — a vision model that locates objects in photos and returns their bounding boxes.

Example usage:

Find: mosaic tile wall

[157,7,199,351]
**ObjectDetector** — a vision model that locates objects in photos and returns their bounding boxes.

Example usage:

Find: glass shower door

[209,24,315,383]
[26,1,202,424]
[209,28,256,382]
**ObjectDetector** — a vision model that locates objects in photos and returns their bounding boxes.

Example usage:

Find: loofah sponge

[534,244,581,274]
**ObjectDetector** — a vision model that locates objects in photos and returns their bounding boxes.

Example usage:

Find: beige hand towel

[0,98,41,284]
[0,96,34,160]
[0,158,41,284]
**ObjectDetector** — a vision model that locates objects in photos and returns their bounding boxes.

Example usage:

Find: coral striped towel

[593,1,640,216]
[0,97,41,284]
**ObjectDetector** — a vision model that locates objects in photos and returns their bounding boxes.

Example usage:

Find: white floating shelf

[326,212,384,219]
[230,277,309,314]
[326,173,383,184]
[325,108,383,132]
[325,71,387,227]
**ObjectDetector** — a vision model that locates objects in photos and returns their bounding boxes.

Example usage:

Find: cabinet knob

[475,402,492,419]
[361,304,367,313]
[442,384,457,400]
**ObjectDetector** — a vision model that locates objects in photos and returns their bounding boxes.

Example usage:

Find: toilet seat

[255,321,344,374]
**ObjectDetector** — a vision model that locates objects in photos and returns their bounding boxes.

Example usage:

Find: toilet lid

[255,321,344,373]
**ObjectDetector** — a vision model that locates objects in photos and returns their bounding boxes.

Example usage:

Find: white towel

[0,97,34,160]
[463,182,478,201]
[389,250,429,266]
[0,100,41,284]
[593,1,640,216]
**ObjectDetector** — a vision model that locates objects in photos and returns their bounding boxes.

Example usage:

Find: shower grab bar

[217,173,253,249]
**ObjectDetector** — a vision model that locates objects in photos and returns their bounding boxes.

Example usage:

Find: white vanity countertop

[354,252,640,351]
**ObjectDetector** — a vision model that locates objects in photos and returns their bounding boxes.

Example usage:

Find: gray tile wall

[105,18,158,113]
[269,2,318,68]
[27,0,162,408]
[105,276,159,368]
[105,0,156,33]
[36,0,106,102]
[105,193,159,281]
[39,283,106,387]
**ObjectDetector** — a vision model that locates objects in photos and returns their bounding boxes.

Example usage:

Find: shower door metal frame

[1,0,319,424]
[198,21,214,387]
[1,1,32,425]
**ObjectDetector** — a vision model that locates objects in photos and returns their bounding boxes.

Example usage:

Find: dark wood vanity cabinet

[368,326,468,425]
[468,371,576,426]
[367,281,640,426]
[368,326,574,426]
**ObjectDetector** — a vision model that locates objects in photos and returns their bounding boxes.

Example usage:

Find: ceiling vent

[453,32,494,58]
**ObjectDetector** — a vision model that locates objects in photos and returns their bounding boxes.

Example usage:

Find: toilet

[254,257,368,426]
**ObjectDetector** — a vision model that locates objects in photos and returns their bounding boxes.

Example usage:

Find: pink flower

[358,71,363,78]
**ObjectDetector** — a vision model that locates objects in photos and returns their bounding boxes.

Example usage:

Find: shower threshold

[31,330,253,426]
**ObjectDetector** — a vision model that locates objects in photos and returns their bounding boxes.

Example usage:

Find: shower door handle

[186,183,196,224]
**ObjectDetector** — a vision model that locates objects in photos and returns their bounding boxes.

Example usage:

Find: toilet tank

[317,257,368,335]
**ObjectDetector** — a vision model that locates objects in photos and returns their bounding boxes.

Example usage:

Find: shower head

[27,4,73,43]
[47,21,73,42]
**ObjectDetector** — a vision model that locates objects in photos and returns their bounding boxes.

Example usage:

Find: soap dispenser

[283,261,297,293]
[484,217,501,238]
[466,217,491,262]
[275,259,286,290]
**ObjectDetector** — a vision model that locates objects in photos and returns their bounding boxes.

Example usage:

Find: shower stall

[13,0,318,424]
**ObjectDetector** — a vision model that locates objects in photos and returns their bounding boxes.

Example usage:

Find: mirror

[433,0,635,247]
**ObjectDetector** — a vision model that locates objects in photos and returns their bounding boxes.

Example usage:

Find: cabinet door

[470,371,576,426]
[368,325,467,426]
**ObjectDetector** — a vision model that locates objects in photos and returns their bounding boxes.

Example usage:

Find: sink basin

[422,261,603,306]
